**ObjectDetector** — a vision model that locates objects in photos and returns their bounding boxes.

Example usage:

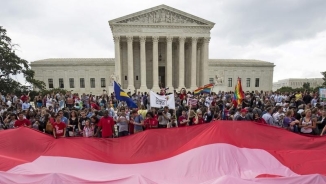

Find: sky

[1,0,326,83]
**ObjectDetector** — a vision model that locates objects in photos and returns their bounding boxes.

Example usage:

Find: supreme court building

[31,5,275,94]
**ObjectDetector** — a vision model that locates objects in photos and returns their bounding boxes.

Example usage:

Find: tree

[0,26,45,94]
[313,86,324,93]
[321,71,326,86]
[276,86,294,93]
[302,82,310,90]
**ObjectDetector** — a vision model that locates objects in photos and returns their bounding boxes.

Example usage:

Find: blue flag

[113,81,138,108]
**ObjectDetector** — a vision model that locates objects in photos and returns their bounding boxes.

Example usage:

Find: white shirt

[6,101,12,107]
[22,102,30,111]
[262,113,274,125]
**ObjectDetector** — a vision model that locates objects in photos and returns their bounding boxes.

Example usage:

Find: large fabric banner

[149,91,175,109]
[1,123,326,183]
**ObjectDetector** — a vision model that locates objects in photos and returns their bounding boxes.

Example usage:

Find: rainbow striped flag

[194,83,214,95]
[234,78,245,104]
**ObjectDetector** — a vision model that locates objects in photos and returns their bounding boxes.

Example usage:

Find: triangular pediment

[109,4,215,26]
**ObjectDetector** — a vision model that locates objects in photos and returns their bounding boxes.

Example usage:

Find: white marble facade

[110,5,214,92]
[31,5,275,95]
[273,78,324,91]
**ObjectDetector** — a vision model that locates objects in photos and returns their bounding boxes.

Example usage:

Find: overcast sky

[1,0,326,83]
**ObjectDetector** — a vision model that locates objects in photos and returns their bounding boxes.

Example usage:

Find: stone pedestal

[212,84,228,93]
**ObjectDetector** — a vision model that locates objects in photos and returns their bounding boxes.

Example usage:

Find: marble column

[139,36,147,92]
[178,36,186,90]
[201,37,210,86]
[127,36,134,91]
[113,36,120,84]
[166,36,173,91]
[200,40,205,87]
[152,36,160,91]
[197,45,201,87]
[190,37,198,89]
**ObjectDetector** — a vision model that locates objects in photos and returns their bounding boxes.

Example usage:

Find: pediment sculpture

[116,9,207,25]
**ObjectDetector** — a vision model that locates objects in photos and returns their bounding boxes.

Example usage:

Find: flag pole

[210,84,214,95]
[187,98,191,122]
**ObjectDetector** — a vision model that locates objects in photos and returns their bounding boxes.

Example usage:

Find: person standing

[14,112,31,128]
[78,110,90,132]
[116,107,129,137]
[95,110,115,138]
[53,114,66,138]
[262,107,274,125]
[130,109,144,133]
[158,106,171,128]
[178,110,189,127]
[235,109,248,121]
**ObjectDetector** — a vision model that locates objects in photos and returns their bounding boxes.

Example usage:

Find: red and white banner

[187,98,198,106]
[0,122,326,183]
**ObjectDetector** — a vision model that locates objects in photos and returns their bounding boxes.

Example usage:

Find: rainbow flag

[234,78,245,104]
[194,83,214,95]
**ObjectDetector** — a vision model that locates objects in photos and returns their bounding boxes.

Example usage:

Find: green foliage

[276,86,313,93]
[276,86,294,93]
[302,82,310,90]
[12,88,68,101]
[314,86,325,93]
[0,26,45,94]
[322,71,326,86]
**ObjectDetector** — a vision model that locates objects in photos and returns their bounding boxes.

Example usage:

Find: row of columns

[113,35,210,91]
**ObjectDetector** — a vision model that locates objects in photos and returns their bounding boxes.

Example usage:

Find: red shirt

[255,118,267,124]
[211,101,216,106]
[53,122,66,137]
[153,114,158,120]
[144,118,158,129]
[14,119,31,127]
[21,95,28,102]
[193,117,204,125]
[179,94,186,100]
[178,116,187,127]
[50,117,55,124]
[98,116,115,138]
[91,103,100,110]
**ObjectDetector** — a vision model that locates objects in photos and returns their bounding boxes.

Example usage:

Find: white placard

[150,91,175,109]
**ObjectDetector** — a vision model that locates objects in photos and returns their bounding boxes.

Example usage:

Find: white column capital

[191,37,198,42]
[152,36,159,43]
[166,36,173,42]
[178,36,186,42]
[127,36,133,43]
[113,35,120,42]
[203,37,211,43]
[139,36,146,42]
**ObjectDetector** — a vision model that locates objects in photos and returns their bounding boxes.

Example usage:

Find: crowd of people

[0,88,326,138]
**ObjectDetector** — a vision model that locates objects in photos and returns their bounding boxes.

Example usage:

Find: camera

[158,109,164,116]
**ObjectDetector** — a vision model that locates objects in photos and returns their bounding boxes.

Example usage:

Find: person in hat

[235,109,248,121]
